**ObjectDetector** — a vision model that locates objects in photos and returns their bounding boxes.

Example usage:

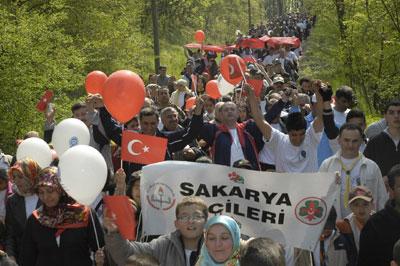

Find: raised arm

[320,84,340,139]
[43,104,56,143]
[311,81,324,133]
[244,83,273,140]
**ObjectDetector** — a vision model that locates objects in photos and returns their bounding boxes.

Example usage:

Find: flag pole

[235,57,247,103]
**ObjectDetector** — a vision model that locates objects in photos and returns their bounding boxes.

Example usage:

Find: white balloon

[217,74,235,96]
[58,145,107,206]
[52,118,90,157]
[16,137,52,168]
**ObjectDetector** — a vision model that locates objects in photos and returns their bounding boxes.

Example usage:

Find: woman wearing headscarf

[20,166,104,266]
[196,215,241,266]
[5,158,41,263]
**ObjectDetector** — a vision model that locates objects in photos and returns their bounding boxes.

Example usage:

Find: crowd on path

[0,12,400,266]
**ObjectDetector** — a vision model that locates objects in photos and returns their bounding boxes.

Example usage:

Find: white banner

[141,161,338,251]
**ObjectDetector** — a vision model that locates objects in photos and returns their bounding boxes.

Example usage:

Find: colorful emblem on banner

[228,172,244,184]
[146,183,176,211]
[295,197,327,225]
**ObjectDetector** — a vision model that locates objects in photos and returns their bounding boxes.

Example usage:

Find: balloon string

[90,209,100,250]
[120,124,124,169]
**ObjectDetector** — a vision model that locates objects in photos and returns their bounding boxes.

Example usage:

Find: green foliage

[301,0,400,117]
[0,0,267,154]
[0,2,85,153]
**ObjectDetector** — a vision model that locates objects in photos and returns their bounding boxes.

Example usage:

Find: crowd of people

[248,13,315,40]
[0,11,399,266]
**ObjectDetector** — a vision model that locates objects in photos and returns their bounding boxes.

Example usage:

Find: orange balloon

[85,71,107,94]
[103,70,145,123]
[185,97,196,111]
[205,80,221,99]
[194,30,205,43]
[220,55,246,85]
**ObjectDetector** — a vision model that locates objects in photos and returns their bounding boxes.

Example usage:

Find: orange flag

[121,131,167,165]
[248,79,263,97]
[103,195,136,240]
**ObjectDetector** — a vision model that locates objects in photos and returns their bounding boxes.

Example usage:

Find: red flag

[248,79,263,97]
[121,131,167,165]
[103,195,136,240]
[237,38,265,49]
[36,90,54,112]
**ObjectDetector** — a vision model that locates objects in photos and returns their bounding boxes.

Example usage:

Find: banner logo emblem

[146,183,176,211]
[295,197,327,225]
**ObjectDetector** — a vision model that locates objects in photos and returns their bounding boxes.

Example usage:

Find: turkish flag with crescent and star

[121,131,168,165]
[227,57,243,80]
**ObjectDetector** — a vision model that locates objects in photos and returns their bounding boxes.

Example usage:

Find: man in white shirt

[333,85,354,125]
[247,82,324,173]
[320,123,388,219]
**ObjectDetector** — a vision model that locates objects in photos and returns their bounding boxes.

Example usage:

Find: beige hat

[348,186,373,205]
[273,75,284,84]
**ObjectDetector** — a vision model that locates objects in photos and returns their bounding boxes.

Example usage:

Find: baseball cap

[273,75,284,84]
[348,186,373,205]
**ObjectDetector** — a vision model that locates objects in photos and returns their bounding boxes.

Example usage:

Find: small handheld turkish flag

[121,131,167,165]
[36,90,54,112]
[104,195,136,240]
[248,79,263,97]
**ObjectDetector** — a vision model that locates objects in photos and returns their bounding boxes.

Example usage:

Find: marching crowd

[0,12,400,266]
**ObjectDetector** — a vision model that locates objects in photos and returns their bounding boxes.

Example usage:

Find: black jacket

[364,132,400,176]
[20,211,104,266]
[5,193,41,262]
[357,200,400,266]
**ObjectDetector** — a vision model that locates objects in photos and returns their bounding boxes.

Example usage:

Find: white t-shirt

[339,156,362,218]
[259,123,282,165]
[185,249,194,266]
[24,194,39,218]
[333,108,350,126]
[229,129,245,166]
[261,123,322,173]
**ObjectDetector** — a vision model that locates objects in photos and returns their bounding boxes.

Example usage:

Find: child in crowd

[104,196,208,266]
[327,186,375,266]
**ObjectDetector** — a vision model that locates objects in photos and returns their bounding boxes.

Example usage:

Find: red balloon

[194,30,205,43]
[85,71,107,94]
[205,80,221,99]
[185,97,197,111]
[220,55,246,85]
[103,70,145,123]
